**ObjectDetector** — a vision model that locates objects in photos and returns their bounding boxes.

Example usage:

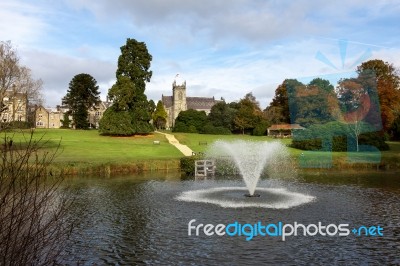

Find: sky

[0,0,399,108]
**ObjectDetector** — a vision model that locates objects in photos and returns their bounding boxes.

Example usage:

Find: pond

[60,170,400,265]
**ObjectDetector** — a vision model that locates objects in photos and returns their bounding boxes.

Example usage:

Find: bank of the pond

[5,129,400,177]
[51,159,181,177]
[179,154,400,177]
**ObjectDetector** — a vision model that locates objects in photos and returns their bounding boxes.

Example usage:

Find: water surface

[61,170,400,265]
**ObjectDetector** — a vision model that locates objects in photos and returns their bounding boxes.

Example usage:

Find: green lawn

[172,132,293,153]
[172,132,400,169]
[3,129,399,172]
[3,129,183,164]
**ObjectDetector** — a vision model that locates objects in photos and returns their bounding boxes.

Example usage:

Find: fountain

[177,140,315,208]
[207,140,292,197]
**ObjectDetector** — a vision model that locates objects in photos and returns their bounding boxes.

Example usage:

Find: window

[39,114,43,118]
[36,121,43,126]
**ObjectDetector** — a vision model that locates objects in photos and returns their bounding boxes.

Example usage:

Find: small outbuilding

[267,124,305,138]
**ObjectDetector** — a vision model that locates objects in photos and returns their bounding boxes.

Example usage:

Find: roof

[162,95,219,110]
[46,107,60,113]
[268,124,305,130]
[187,97,216,110]
[162,95,173,108]
[34,105,48,113]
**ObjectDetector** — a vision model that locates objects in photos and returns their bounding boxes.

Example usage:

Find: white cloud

[21,49,116,106]
[1,0,399,111]
[0,1,48,47]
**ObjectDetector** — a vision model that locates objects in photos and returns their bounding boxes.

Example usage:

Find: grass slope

[3,129,399,174]
[3,129,182,164]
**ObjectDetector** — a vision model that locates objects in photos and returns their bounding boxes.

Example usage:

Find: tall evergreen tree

[152,100,168,130]
[63,73,100,129]
[100,38,153,135]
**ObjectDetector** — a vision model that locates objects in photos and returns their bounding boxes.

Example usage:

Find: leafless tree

[0,131,75,265]
[0,41,44,124]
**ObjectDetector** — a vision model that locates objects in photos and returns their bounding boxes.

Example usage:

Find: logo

[188,219,384,241]
[288,39,383,168]
[315,39,372,71]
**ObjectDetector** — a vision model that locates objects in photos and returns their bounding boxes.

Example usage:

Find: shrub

[0,131,75,264]
[203,124,232,135]
[359,132,389,151]
[291,121,389,151]
[180,155,203,176]
[253,121,269,136]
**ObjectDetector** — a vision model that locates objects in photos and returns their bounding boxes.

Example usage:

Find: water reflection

[60,170,400,265]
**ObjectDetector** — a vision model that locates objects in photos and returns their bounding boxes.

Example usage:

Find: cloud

[0,1,48,47]
[63,0,400,49]
[21,49,116,106]
[1,0,399,111]
[63,0,327,46]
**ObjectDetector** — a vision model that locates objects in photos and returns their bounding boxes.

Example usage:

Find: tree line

[170,58,400,145]
[7,37,397,146]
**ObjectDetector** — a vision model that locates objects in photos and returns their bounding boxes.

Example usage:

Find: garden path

[156,132,193,156]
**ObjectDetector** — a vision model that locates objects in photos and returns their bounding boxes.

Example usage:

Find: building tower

[172,74,187,126]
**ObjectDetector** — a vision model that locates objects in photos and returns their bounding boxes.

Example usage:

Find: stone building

[88,101,113,129]
[162,74,219,128]
[0,91,28,123]
[35,100,112,129]
[35,106,62,128]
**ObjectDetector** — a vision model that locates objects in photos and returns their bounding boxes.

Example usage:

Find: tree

[234,92,265,134]
[207,101,237,131]
[98,106,135,135]
[0,132,75,264]
[337,75,377,151]
[264,80,293,124]
[148,99,156,116]
[357,59,400,132]
[173,109,207,133]
[152,100,168,130]
[63,73,100,129]
[60,112,72,128]
[101,38,153,135]
[291,78,338,127]
[390,114,400,140]
[0,41,43,125]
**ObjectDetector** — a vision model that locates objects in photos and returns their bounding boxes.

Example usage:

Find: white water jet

[206,140,293,196]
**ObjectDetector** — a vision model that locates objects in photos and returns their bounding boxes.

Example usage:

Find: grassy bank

[3,129,182,176]
[3,129,400,176]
